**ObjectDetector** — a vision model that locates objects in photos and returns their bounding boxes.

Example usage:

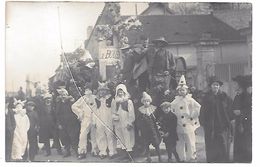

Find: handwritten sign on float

[99,47,121,66]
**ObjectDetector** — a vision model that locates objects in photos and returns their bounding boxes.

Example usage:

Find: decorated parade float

[48,2,186,100]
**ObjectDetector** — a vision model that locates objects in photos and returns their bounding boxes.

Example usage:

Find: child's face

[117,89,125,98]
[99,89,108,97]
[60,92,68,99]
[163,106,171,114]
[143,99,151,107]
[211,82,220,94]
[16,104,23,110]
[84,88,92,95]
[45,98,52,106]
[178,87,187,97]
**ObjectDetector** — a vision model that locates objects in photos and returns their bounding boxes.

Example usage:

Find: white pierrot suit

[95,94,117,156]
[112,84,135,152]
[11,103,30,160]
[71,92,98,154]
[171,94,201,161]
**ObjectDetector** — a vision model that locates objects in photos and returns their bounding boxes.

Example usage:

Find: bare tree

[169,2,252,15]
[169,2,212,15]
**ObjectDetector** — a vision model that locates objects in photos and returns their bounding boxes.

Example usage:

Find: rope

[57,7,134,162]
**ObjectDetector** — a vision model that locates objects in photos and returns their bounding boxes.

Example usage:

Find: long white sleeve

[127,100,135,125]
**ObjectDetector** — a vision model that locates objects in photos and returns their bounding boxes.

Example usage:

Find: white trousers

[176,132,196,161]
[90,124,98,154]
[78,119,91,154]
[96,126,117,156]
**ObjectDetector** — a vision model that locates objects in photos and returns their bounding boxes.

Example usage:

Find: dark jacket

[122,51,135,84]
[200,90,232,133]
[55,97,79,127]
[38,102,56,143]
[137,109,161,147]
[55,97,80,147]
[151,48,176,75]
[199,90,233,162]
[159,112,178,145]
[232,91,252,162]
[5,106,16,161]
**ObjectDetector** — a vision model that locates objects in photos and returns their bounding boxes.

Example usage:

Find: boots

[63,146,71,158]
[77,153,86,160]
[57,148,63,155]
[45,149,51,156]
[72,147,79,157]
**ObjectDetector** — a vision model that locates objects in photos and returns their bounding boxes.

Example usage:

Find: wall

[165,42,249,96]
[166,45,197,67]
[217,42,248,64]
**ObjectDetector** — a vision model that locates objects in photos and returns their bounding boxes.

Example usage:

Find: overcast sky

[5,2,148,92]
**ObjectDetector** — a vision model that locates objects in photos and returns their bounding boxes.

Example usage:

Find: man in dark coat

[17,87,26,101]
[55,88,80,157]
[24,100,39,161]
[5,97,16,161]
[150,37,176,76]
[199,76,233,162]
[132,35,150,92]
[149,37,176,106]
[120,44,139,98]
[121,44,135,87]
[232,75,252,162]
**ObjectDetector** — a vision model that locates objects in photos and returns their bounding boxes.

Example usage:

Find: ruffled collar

[175,94,192,100]
[139,105,156,116]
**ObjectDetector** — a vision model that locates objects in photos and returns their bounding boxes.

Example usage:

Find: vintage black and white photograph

[4,1,252,163]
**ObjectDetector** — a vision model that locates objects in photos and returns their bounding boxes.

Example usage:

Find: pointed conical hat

[141,91,152,103]
[177,75,188,90]
[178,75,187,85]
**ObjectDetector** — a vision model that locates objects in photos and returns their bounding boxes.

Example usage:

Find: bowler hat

[232,75,251,88]
[152,37,169,46]
[208,76,223,86]
[26,101,36,107]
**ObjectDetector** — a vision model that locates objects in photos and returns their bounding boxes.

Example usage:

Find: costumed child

[38,93,62,156]
[71,87,98,159]
[11,99,30,161]
[159,102,180,162]
[171,75,201,162]
[95,81,117,159]
[112,84,135,160]
[55,88,80,158]
[25,100,39,161]
[138,92,162,162]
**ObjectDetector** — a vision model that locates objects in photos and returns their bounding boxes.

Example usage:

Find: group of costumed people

[5,35,252,163]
